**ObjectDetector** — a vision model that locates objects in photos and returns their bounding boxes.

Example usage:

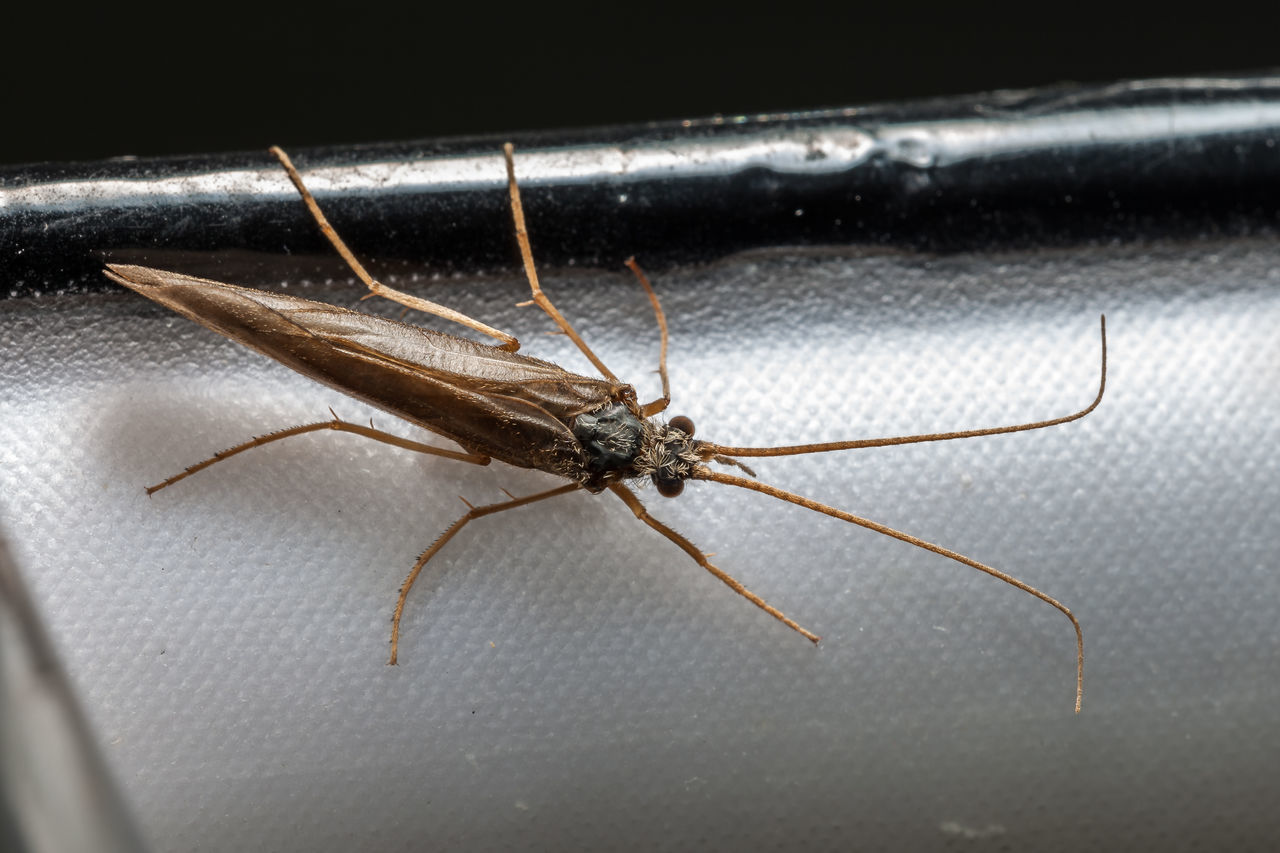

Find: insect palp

[702,452,757,478]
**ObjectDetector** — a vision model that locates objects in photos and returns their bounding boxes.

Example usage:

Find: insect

[106,144,1106,712]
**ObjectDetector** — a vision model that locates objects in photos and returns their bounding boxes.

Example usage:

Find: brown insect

[106,144,1106,712]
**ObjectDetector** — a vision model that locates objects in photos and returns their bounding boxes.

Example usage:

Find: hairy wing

[106,265,629,478]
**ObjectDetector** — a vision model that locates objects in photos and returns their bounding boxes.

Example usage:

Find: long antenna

[703,316,1105,459]
[694,467,1085,713]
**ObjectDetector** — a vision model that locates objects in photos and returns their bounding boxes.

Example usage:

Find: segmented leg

[504,147,677,412]
[607,483,821,643]
[269,146,520,351]
[503,143,622,381]
[695,467,1085,714]
[624,258,672,417]
[146,415,489,495]
[390,482,582,663]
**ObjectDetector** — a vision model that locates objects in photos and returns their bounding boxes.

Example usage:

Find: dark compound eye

[654,476,685,498]
[669,415,695,437]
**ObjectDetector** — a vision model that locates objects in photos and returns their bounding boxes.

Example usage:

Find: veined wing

[106,264,631,479]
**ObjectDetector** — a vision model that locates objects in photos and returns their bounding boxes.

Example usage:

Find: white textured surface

[2,242,1278,851]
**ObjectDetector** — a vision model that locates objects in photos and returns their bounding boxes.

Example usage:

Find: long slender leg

[269,146,520,351]
[390,482,581,663]
[147,415,490,495]
[695,466,1085,713]
[624,258,672,417]
[503,143,621,382]
[607,483,821,643]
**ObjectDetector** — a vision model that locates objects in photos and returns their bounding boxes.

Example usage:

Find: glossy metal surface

[5,77,1280,293]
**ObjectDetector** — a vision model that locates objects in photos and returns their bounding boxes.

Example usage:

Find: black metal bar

[4,75,1280,297]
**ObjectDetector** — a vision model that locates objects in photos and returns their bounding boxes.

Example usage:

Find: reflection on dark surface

[3,75,1280,297]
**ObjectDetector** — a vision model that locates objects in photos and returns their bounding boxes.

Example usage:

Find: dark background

[5,9,1279,166]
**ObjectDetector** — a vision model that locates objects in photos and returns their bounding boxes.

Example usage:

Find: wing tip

[103,263,159,290]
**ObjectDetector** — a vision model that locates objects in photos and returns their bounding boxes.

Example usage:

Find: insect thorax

[571,402,699,493]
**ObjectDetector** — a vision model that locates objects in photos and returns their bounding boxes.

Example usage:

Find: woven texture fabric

[2,242,1277,851]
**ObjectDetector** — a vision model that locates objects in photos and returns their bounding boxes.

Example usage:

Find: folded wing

[106,264,631,480]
